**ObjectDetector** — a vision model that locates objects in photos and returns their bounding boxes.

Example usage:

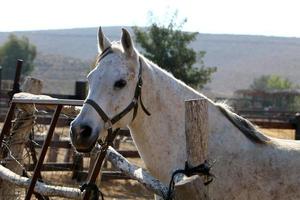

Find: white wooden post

[47,133,59,162]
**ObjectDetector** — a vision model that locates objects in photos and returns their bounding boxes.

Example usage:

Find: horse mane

[139,51,270,144]
[216,103,271,144]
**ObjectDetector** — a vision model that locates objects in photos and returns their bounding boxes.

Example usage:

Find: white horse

[70,27,300,199]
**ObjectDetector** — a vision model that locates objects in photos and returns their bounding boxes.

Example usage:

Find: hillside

[1,27,300,96]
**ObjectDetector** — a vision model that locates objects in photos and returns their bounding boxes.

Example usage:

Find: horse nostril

[80,125,92,138]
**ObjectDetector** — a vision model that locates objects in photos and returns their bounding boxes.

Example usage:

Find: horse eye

[114,79,127,89]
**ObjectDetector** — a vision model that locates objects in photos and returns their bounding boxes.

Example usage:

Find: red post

[0,102,16,149]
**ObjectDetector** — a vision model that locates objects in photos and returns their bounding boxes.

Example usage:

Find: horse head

[70,27,145,152]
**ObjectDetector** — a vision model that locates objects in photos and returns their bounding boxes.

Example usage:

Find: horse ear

[121,28,135,57]
[97,27,111,52]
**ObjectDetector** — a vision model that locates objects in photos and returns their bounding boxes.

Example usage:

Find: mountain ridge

[1,26,300,96]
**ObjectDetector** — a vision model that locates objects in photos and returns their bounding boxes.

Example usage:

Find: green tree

[133,13,216,89]
[0,34,36,80]
[250,75,293,91]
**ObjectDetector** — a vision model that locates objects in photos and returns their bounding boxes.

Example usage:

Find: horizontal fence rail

[250,119,295,129]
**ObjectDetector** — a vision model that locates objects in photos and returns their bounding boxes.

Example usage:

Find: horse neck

[129,57,300,189]
[128,56,211,182]
[138,56,210,114]
[132,56,208,127]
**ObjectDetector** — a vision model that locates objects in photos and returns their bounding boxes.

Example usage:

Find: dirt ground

[42,172,153,200]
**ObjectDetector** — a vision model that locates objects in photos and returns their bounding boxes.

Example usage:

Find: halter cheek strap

[84,47,150,130]
[81,46,151,200]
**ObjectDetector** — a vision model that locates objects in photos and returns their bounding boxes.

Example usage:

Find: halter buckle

[104,120,113,130]
[132,98,138,105]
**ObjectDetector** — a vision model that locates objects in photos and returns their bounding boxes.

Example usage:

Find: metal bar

[101,171,130,180]
[12,60,23,93]
[75,81,87,100]
[35,117,73,127]
[25,163,74,171]
[26,138,48,199]
[0,102,16,149]
[118,129,130,137]
[83,130,117,200]
[0,66,2,105]
[25,105,63,200]
[33,139,72,149]
[117,150,140,158]
[83,152,106,200]
[73,171,130,181]
[72,154,83,181]
[13,59,23,92]
[8,60,23,100]
[12,98,84,106]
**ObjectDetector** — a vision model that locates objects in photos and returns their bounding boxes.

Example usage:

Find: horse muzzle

[70,123,99,153]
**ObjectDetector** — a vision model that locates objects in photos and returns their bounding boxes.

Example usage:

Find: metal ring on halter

[132,98,138,105]
[104,120,113,130]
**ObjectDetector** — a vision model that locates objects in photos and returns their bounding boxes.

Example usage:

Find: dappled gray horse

[70,27,300,199]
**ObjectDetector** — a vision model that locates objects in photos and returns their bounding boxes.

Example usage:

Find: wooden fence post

[0,66,2,92]
[72,153,84,181]
[63,148,72,163]
[0,77,43,199]
[174,98,210,199]
[75,81,87,100]
[72,81,87,182]
[291,113,300,140]
[47,133,59,162]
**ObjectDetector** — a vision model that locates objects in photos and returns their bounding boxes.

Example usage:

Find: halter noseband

[84,47,151,131]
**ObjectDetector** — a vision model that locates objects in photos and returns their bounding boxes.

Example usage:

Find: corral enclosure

[1,76,300,199]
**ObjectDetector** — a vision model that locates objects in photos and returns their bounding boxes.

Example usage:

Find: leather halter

[81,47,151,200]
[84,47,151,131]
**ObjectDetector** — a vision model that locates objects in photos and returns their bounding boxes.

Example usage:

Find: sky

[1,0,300,37]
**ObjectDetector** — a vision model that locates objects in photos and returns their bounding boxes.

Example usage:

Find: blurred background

[1,0,300,199]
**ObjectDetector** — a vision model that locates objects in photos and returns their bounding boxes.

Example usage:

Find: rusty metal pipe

[0,102,16,149]
[25,105,63,200]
